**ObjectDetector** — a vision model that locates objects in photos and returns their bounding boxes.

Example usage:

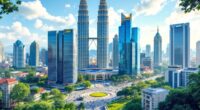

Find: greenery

[0,0,21,19]
[110,75,132,83]
[78,103,85,110]
[65,85,75,93]
[108,97,131,110]
[158,68,200,110]
[89,92,108,97]
[180,0,200,13]
[11,83,30,102]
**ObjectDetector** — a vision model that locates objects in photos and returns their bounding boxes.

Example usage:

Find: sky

[0,0,200,53]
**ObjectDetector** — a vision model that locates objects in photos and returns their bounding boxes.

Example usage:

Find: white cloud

[134,0,167,16]
[65,4,71,8]
[19,0,76,26]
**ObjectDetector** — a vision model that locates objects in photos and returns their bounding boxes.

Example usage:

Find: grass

[107,97,131,110]
[89,92,108,97]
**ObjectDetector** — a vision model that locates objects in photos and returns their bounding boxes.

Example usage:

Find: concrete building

[78,0,89,69]
[29,41,39,67]
[13,40,26,69]
[48,29,77,85]
[180,68,198,87]
[142,88,169,110]
[146,44,151,58]
[112,35,119,69]
[0,41,4,62]
[97,0,109,68]
[196,41,200,67]
[154,28,162,67]
[170,23,190,68]
[143,57,152,70]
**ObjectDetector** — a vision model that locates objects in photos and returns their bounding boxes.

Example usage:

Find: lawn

[107,97,131,110]
[89,92,108,97]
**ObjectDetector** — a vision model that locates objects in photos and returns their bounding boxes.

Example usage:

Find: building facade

[13,40,25,68]
[170,23,190,68]
[112,35,119,69]
[154,28,162,67]
[97,0,109,68]
[29,41,39,67]
[146,44,151,58]
[78,0,89,70]
[0,41,4,62]
[48,29,77,85]
[196,41,200,67]
[40,48,48,66]
[142,88,169,110]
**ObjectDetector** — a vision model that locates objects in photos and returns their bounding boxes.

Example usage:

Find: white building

[142,88,169,110]
[181,68,198,87]
[196,41,200,67]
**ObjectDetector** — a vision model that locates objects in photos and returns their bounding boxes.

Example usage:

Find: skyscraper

[97,0,109,68]
[40,48,48,66]
[112,35,119,69]
[0,41,4,62]
[119,13,139,76]
[170,23,190,68]
[146,44,151,57]
[13,40,25,68]
[154,28,162,67]
[29,41,39,67]
[196,41,200,67]
[78,0,89,69]
[48,29,77,85]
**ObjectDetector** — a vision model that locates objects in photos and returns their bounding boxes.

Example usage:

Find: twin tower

[78,0,109,69]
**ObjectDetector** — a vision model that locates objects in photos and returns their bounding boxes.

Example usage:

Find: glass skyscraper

[113,35,119,69]
[0,41,4,62]
[97,0,109,68]
[78,0,89,70]
[48,29,77,85]
[119,13,140,76]
[154,28,162,67]
[170,23,190,68]
[146,44,151,58]
[29,41,39,67]
[13,40,25,69]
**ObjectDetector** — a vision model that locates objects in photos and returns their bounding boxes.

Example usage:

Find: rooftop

[143,88,169,94]
[0,78,18,85]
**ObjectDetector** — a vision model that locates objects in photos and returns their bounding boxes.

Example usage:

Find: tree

[31,101,52,110]
[11,83,30,102]
[83,80,92,88]
[50,89,61,96]
[65,102,76,110]
[78,102,85,110]
[65,85,75,93]
[0,0,21,18]
[41,92,49,100]
[180,0,200,13]
[78,74,85,82]
[0,90,2,100]
[54,99,65,109]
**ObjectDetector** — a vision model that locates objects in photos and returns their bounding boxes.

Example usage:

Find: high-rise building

[146,44,151,58]
[196,41,200,67]
[119,13,139,75]
[132,27,140,74]
[78,0,89,70]
[170,23,190,68]
[13,40,25,68]
[0,41,4,62]
[97,0,109,68]
[48,29,77,85]
[154,28,162,67]
[142,88,169,110]
[29,41,39,67]
[40,48,48,66]
[112,35,119,69]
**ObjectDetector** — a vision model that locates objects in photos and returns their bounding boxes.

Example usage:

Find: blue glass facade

[13,40,25,69]
[154,29,162,67]
[29,41,39,67]
[170,23,190,68]
[119,14,140,76]
[48,29,77,85]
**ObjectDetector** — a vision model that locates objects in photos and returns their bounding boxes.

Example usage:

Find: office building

[29,41,39,67]
[196,41,200,67]
[0,41,4,62]
[119,13,139,75]
[97,0,109,68]
[154,28,162,67]
[146,44,151,58]
[142,88,169,110]
[48,29,77,85]
[78,0,89,69]
[13,40,25,68]
[113,35,119,69]
[181,68,198,87]
[143,57,152,70]
[170,23,190,68]
[40,48,48,66]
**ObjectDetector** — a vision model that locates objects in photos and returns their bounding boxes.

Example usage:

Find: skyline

[0,0,200,53]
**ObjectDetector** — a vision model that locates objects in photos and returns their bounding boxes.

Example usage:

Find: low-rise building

[142,88,169,110]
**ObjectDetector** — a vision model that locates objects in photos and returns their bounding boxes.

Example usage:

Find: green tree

[31,88,40,94]
[65,102,76,110]
[78,74,85,82]
[0,0,21,18]
[54,99,65,109]
[0,90,2,100]
[65,85,75,93]
[180,0,200,13]
[78,102,85,110]
[50,88,61,96]
[83,80,92,88]
[31,101,52,110]
[41,92,49,100]
[11,83,30,102]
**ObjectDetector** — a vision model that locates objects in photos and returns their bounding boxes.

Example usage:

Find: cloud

[134,0,167,16]
[0,21,46,52]
[19,0,76,26]
[65,4,71,8]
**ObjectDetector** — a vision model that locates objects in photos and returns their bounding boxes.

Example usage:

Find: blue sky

[0,0,200,53]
